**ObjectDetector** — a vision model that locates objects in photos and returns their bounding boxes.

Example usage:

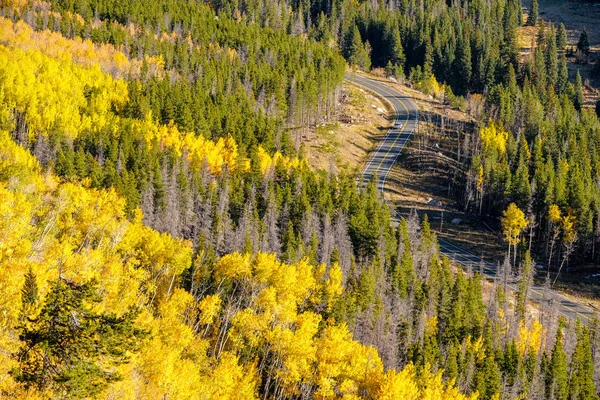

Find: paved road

[349,73,597,324]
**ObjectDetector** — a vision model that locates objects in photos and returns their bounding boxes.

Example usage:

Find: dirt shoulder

[303,81,393,173]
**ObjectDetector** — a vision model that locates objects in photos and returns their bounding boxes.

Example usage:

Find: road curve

[348,73,597,324]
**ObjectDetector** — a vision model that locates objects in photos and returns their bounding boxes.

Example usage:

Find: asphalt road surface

[349,73,597,324]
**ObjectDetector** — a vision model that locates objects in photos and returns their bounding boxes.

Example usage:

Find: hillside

[1,0,600,399]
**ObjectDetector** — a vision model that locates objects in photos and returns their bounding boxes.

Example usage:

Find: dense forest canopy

[1,0,600,398]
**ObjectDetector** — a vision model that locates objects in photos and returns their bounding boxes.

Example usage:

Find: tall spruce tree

[547,321,569,400]
[527,0,539,27]
[577,28,590,57]
[557,54,569,94]
[453,35,472,96]
[574,71,585,112]
[557,23,568,50]
[569,321,597,400]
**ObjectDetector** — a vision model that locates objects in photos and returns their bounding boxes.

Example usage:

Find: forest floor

[303,81,393,173]
[520,3,600,106]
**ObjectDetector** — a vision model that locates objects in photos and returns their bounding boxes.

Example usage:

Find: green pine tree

[527,0,539,27]
[21,267,39,309]
[14,279,146,398]
[346,24,371,70]
[569,320,596,400]
[444,341,459,382]
[473,352,501,400]
[503,339,520,386]
[557,23,568,50]
[547,321,569,400]
[545,27,559,88]
[557,55,569,94]
[577,28,590,57]
[453,36,472,96]
[515,251,533,322]
[574,71,585,112]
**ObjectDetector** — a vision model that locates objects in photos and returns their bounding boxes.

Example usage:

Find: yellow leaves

[315,324,384,398]
[416,75,443,98]
[135,291,202,399]
[466,336,486,364]
[0,185,34,262]
[198,294,222,325]
[0,43,127,141]
[214,252,252,281]
[0,19,268,180]
[121,224,192,278]
[425,316,438,337]
[517,320,545,356]
[258,146,274,174]
[561,211,577,244]
[204,352,258,400]
[548,204,562,224]
[257,146,308,175]
[267,312,321,391]
[418,367,477,400]
[547,205,577,244]
[0,18,164,79]
[479,120,509,155]
[476,164,484,192]
[142,118,241,175]
[229,309,270,350]
[383,364,467,400]
[324,262,344,312]
[379,366,420,400]
[501,203,528,245]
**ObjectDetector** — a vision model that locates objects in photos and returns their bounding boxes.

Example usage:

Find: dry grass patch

[303,81,393,173]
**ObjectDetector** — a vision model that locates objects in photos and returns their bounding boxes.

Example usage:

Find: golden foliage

[548,204,562,224]
[257,146,308,175]
[0,35,246,175]
[501,203,528,245]
[479,120,509,155]
[517,320,545,356]
[0,18,165,79]
[0,128,482,397]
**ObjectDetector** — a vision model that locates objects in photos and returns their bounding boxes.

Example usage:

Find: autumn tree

[501,203,528,267]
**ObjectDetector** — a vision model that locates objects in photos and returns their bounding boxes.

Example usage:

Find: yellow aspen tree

[501,203,528,266]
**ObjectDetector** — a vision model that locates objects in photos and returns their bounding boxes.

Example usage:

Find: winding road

[348,73,597,324]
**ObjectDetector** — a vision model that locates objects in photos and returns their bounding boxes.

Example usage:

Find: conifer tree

[15,279,145,398]
[503,339,520,386]
[547,321,569,400]
[527,0,539,27]
[557,55,569,94]
[444,341,459,382]
[453,36,472,96]
[545,27,559,88]
[577,28,590,57]
[512,147,532,210]
[515,250,533,322]
[346,25,370,70]
[21,268,39,311]
[574,71,585,112]
[557,23,568,51]
[473,352,501,400]
[569,320,596,400]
